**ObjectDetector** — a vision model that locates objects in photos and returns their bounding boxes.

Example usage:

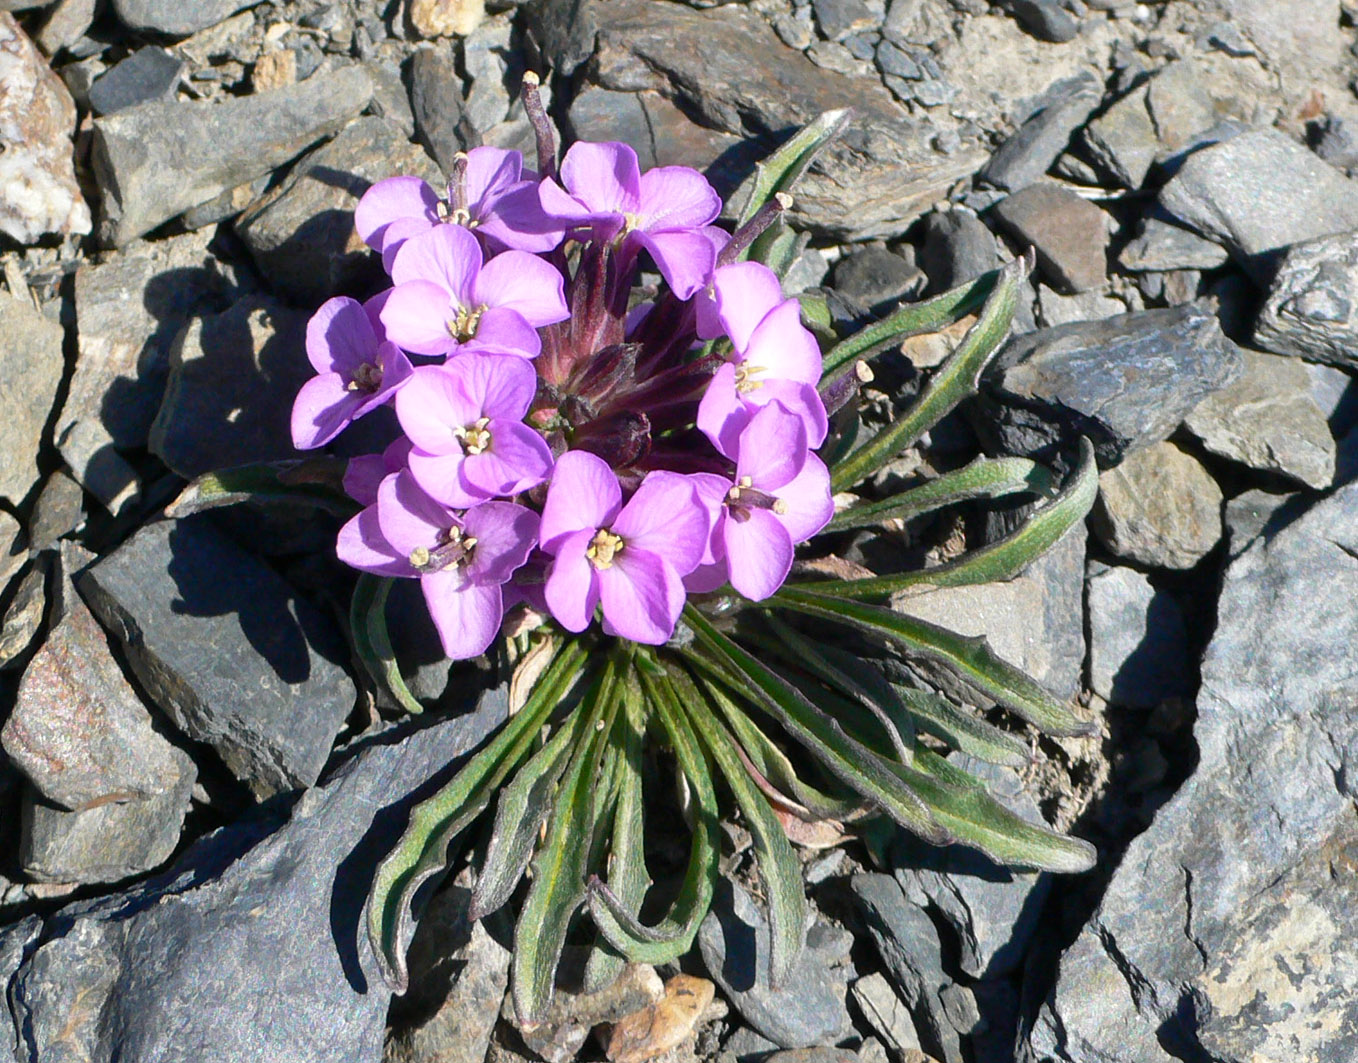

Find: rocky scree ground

[3,0,1358,1061]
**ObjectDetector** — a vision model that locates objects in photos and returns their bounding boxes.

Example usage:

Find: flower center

[586,528,624,570]
[734,364,766,393]
[447,304,486,342]
[725,476,786,522]
[454,417,493,455]
[346,362,382,393]
[409,526,477,573]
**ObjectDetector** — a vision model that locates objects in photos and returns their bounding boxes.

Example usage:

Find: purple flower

[380,225,569,358]
[354,148,564,269]
[337,471,539,659]
[292,296,414,450]
[538,141,722,299]
[344,437,414,506]
[539,451,708,644]
[396,355,554,508]
[685,402,833,601]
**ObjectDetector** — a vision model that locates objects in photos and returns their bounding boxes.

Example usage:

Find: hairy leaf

[350,575,424,716]
[737,109,852,227]
[164,459,357,518]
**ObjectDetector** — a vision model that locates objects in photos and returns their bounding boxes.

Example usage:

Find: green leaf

[771,586,1093,737]
[820,271,997,376]
[512,656,623,1025]
[737,109,852,227]
[350,575,424,716]
[366,639,588,993]
[678,669,807,989]
[818,438,1097,596]
[826,455,1051,533]
[164,459,358,518]
[830,256,1029,493]
[889,682,1029,767]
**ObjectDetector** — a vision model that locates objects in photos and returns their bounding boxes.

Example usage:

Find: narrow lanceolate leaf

[737,109,852,227]
[772,586,1093,738]
[681,606,946,845]
[678,669,807,990]
[587,668,720,964]
[820,439,1097,596]
[827,455,1051,533]
[351,575,424,716]
[366,640,588,993]
[830,255,1029,493]
[891,682,1029,767]
[512,658,622,1025]
[164,459,357,518]
[820,270,997,375]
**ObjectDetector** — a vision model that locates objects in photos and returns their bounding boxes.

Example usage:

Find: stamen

[734,364,766,393]
[585,528,624,570]
[408,526,477,573]
[453,417,493,455]
[446,304,486,342]
[346,362,382,392]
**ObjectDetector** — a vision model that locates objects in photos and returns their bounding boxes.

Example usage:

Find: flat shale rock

[1027,480,1358,1063]
[1255,229,1358,368]
[918,209,1002,294]
[237,116,439,306]
[977,303,1243,465]
[1086,563,1191,709]
[0,558,49,671]
[78,514,355,798]
[111,0,259,38]
[0,13,91,244]
[589,0,984,240]
[1117,215,1230,273]
[86,45,183,116]
[0,285,66,506]
[149,294,312,480]
[978,71,1101,193]
[989,183,1110,294]
[1,696,507,1063]
[92,65,373,246]
[410,47,473,174]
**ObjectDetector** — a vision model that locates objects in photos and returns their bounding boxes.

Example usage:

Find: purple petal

[474,251,569,326]
[394,364,482,454]
[423,575,504,659]
[452,352,539,420]
[462,306,542,358]
[544,529,601,632]
[461,420,554,497]
[407,447,488,509]
[688,472,730,566]
[740,378,829,450]
[377,470,458,557]
[291,374,366,450]
[722,507,793,602]
[355,176,440,251]
[540,450,622,550]
[743,298,822,384]
[736,401,808,492]
[379,217,437,274]
[633,229,719,301]
[559,141,642,214]
[711,263,784,352]
[464,146,523,205]
[380,280,459,357]
[463,501,540,585]
[636,166,720,231]
[337,503,415,578]
[476,183,565,254]
[390,224,483,306]
[696,363,746,459]
[683,558,730,595]
[353,342,416,418]
[538,179,617,229]
[774,453,834,544]
[599,549,683,644]
[610,471,707,575]
[306,296,379,375]
[343,454,388,506]
[364,290,392,340]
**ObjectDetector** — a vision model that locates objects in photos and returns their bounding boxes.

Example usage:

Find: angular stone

[1089,440,1222,569]
[851,972,924,1060]
[979,72,1101,193]
[1035,284,1126,328]
[87,46,182,115]
[0,557,48,671]
[78,514,355,798]
[60,227,234,513]
[409,0,484,38]
[606,974,715,1063]
[0,285,65,506]
[1,695,507,1063]
[1159,128,1358,278]
[28,470,83,551]
[1086,563,1191,708]
[1005,0,1078,44]
[831,245,924,314]
[590,0,985,240]
[977,304,1244,465]
[460,13,512,134]
[1255,229,1358,369]
[0,509,25,594]
[990,183,1110,293]
[812,0,876,40]
[112,0,257,37]
[35,0,97,54]
[3,596,185,811]
[410,47,473,174]
[0,13,91,243]
[92,66,373,246]
[1029,480,1358,1063]
[918,209,1002,294]
[1120,215,1229,275]
[1081,83,1156,190]
[237,117,440,305]
[1183,348,1336,490]
[149,295,312,481]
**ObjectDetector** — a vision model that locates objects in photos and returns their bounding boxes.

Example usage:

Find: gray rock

[364,59,415,136]
[1255,229,1358,369]
[179,172,273,230]
[0,510,25,595]
[92,66,373,246]
[1311,115,1358,176]
[831,246,924,314]
[1306,362,1358,435]
[1081,82,1157,190]
[411,47,475,174]
[851,972,924,1059]
[34,0,97,55]
[918,209,1002,295]
[698,878,854,1049]
[1004,0,1078,44]
[1159,128,1358,279]
[1117,215,1230,272]
[1086,563,1191,708]
[60,227,234,514]
[977,303,1244,466]
[980,72,1101,193]
[590,0,985,241]
[524,0,599,77]
[1089,440,1222,569]
[2,695,507,1063]
[2,595,186,811]
[20,746,195,884]
[149,294,312,481]
[892,524,1086,702]
[461,15,514,134]
[812,0,876,40]
[1027,479,1358,1063]
[1183,348,1336,490]
[990,183,1110,294]
[0,286,66,507]
[1035,284,1126,328]
[78,514,355,799]
[874,39,921,80]
[111,0,256,37]
[0,558,48,671]
[87,46,183,115]
[237,117,439,306]
[27,470,83,552]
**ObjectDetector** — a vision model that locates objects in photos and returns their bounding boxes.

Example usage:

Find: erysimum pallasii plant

[171,85,1099,1025]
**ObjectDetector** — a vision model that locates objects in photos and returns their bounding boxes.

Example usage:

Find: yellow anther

[409,546,431,568]
[734,364,766,393]
[585,528,624,570]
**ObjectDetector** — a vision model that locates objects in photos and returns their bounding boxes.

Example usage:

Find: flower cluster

[293,139,833,659]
